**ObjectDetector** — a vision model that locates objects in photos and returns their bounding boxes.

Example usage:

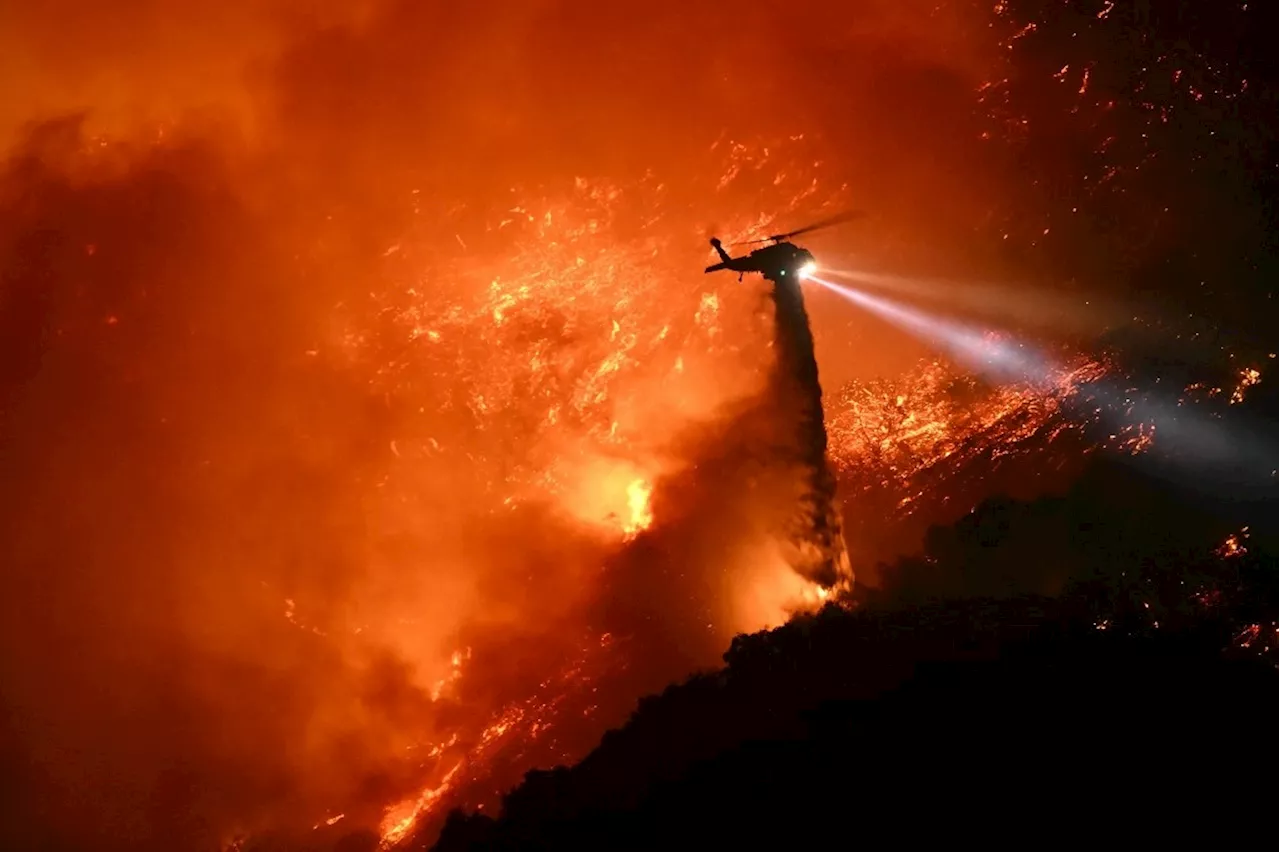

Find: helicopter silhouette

[705,211,863,283]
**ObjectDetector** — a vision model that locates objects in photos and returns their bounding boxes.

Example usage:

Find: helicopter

[704,211,863,284]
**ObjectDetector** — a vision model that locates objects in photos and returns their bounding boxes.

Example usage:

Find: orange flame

[624,478,655,538]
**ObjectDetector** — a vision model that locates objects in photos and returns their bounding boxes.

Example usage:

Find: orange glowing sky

[0,0,1056,387]
[0,2,1151,850]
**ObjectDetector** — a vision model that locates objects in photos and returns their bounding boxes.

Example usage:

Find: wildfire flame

[624,478,655,538]
[827,353,1117,498]
[366,335,1150,847]
[324,136,867,846]
[379,763,462,847]
[1,3,1269,852]
[375,631,621,846]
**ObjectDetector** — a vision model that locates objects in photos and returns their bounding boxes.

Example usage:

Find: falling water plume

[769,277,853,590]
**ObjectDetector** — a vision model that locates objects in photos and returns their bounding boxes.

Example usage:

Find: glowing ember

[1184,365,1265,407]
[1233,623,1269,650]
[1230,368,1261,405]
[1215,528,1250,559]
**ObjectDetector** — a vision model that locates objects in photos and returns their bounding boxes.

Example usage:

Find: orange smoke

[0,2,1073,851]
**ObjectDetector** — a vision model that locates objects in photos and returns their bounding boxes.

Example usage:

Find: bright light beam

[809,276,1275,492]
[822,267,1113,332]
[810,276,1053,384]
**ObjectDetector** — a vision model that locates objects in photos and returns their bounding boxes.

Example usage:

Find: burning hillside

[827,353,1107,572]
[0,2,1272,852]
[0,111,878,852]
[364,337,1275,848]
[220,142,857,849]
[829,353,1113,492]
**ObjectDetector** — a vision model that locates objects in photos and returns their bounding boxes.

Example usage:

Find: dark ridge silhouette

[431,607,1275,850]
[426,451,1277,851]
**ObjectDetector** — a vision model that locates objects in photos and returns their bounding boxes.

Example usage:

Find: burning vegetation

[0,2,1273,852]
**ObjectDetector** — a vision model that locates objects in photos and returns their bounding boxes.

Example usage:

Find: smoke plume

[5,0,1268,849]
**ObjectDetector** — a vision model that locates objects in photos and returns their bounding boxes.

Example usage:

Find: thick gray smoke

[768,279,853,589]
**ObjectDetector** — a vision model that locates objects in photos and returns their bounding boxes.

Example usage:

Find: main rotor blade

[726,209,866,246]
[774,209,867,241]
